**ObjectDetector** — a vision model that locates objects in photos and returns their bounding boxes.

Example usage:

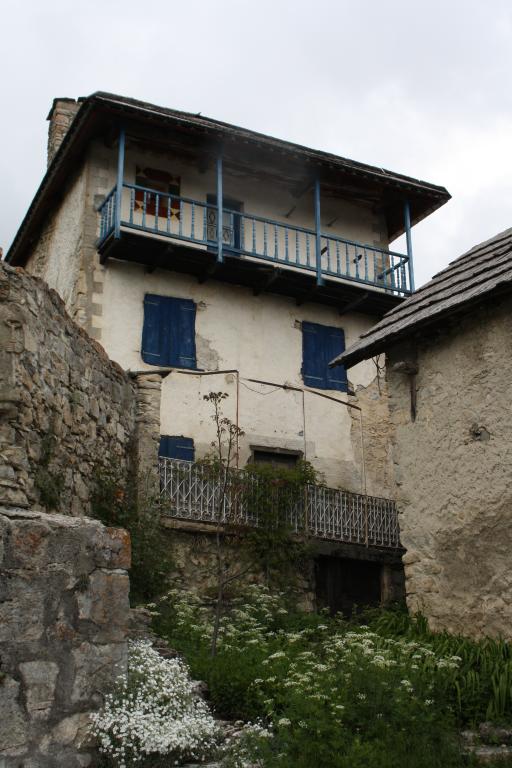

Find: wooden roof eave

[5,92,450,266]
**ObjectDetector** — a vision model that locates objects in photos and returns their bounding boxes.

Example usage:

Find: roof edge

[334,275,512,369]
[6,91,450,267]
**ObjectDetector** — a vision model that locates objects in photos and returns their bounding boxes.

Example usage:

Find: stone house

[333,227,512,637]
[5,92,450,612]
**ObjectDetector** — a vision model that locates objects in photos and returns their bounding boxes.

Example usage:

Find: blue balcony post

[404,200,415,292]
[216,153,223,263]
[314,179,323,286]
[114,128,125,240]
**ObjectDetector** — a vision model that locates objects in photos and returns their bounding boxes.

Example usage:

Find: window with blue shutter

[302,322,348,392]
[141,294,197,368]
[159,436,195,461]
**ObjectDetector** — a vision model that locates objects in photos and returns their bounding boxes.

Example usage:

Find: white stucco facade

[98,261,381,489]
[115,140,389,253]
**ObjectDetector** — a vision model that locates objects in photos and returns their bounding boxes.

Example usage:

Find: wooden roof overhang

[6,92,450,268]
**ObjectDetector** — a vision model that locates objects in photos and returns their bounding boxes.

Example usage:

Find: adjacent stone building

[334,227,512,638]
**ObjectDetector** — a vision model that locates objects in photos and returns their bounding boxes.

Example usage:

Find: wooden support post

[314,179,324,286]
[404,201,415,292]
[216,154,223,263]
[114,128,125,240]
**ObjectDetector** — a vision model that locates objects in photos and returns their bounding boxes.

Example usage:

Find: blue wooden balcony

[98,182,412,297]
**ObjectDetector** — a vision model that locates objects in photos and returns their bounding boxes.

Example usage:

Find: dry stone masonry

[0,261,136,516]
[0,507,130,766]
[0,262,137,766]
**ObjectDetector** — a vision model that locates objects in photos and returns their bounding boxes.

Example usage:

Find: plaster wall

[99,261,392,493]
[23,137,391,341]
[26,167,87,315]
[21,139,396,496]
[387,297,512,638]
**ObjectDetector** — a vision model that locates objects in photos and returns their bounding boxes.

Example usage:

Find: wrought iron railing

[159,458,401,549]
[98,182,411,295]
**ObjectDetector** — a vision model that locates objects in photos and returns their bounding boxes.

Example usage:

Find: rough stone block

[71,641,127,705]
[19,661,59,719]
[0,677,29,756]
[0,575,45,642]
[10,518,50,570]
[76,569,130,641]
[93,525,131,570]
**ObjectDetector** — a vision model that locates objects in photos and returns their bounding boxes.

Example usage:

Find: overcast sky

[2,0,512,287]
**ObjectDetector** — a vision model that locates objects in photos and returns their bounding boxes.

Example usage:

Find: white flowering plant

[152,585,499,767]
[249,627,463,767]
[90,639,219,767]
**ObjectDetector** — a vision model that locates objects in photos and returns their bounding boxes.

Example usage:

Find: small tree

[202,392,318,655]
[202,392,247,656]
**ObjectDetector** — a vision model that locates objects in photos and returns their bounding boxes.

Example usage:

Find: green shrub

[153,586,481,767]
[242,461,318,588]
[361,605,512,725]
[91,469,174,604]
[34,432,65,510]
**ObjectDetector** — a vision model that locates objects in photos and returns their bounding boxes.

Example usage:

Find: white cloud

[2,0,511,288]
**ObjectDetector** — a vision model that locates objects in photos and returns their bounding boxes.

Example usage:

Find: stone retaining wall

[0,507,131,767]
[0,261,136,515]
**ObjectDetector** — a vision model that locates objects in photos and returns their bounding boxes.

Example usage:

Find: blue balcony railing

[98,182,412,295]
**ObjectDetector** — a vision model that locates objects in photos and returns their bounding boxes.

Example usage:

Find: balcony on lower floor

[97,181,413,315]
[159,458,401,550]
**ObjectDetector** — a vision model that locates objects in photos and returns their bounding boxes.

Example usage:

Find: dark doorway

[315,555,382,617]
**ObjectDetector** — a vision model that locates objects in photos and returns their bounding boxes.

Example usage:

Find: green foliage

[34,432,65,510]
[361,605,512,726]
[153,587,512,767]
[242,460,318,587]
[91,469,174,605]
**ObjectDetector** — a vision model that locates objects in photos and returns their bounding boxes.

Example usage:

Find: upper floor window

[301,321,348,392]
[135,166,180,219]
[141,294,196,368]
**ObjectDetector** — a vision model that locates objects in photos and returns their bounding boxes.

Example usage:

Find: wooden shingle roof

[334,227,512,369]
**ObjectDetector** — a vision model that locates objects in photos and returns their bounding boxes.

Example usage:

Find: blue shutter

[159,436,195,461]
[302,321,347,392]
[325,327,347,392]
[302,322,326,388]
[171,299,196,369]
[141,294,163,364]
[141,294,196,369]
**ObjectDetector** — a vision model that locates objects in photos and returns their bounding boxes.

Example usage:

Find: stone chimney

[46,97,83,166]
